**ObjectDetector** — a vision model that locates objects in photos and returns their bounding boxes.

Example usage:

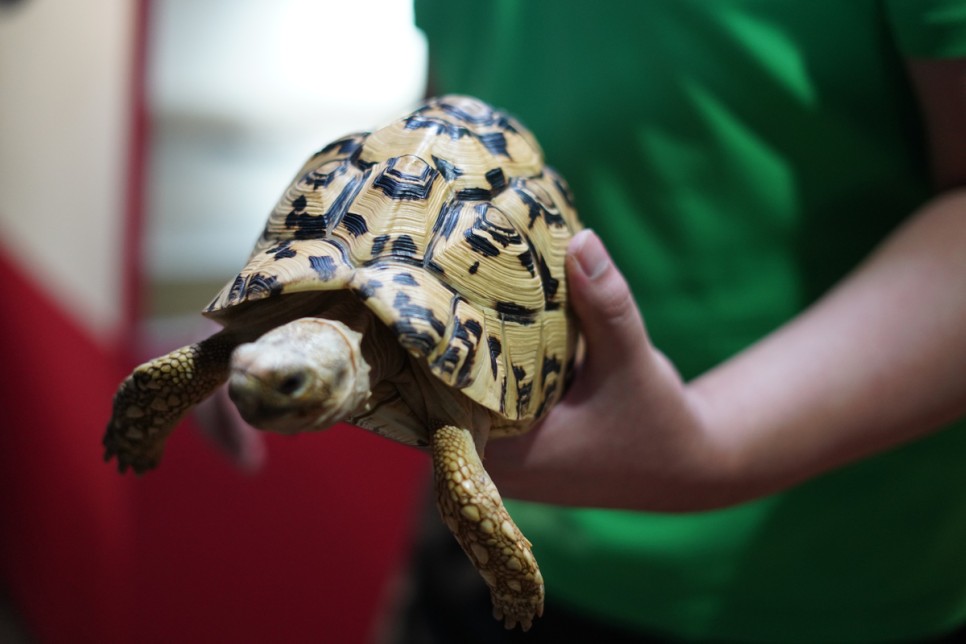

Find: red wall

[0,251,428,643]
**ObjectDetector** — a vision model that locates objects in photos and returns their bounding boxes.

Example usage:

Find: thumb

[566,229,650,371]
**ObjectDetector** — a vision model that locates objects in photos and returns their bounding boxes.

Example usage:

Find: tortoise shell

[204,95,581,429]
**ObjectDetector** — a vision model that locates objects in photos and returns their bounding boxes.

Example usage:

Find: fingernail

[572,229,610,280]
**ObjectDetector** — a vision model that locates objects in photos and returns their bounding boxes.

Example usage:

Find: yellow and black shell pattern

[205,96,581,427]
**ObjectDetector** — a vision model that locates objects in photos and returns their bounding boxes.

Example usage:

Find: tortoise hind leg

[104,332,236,474]
[430,424,544,631]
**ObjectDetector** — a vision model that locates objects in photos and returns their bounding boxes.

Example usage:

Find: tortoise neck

[356,312,406,387]
[309,293,406,388]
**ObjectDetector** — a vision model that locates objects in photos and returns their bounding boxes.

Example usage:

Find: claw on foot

[103,363,186,473]
[103,338,233,474]
[431,424,545,631]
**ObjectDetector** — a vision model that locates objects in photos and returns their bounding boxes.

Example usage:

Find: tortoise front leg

[430,425,545,631]
[104,332,237,474]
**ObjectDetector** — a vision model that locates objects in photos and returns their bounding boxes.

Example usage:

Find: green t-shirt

[417,1,966,641]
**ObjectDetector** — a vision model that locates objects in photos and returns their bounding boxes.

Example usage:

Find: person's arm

[483,58,966,512]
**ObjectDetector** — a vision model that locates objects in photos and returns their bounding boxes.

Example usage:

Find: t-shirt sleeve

[885,0,966,58]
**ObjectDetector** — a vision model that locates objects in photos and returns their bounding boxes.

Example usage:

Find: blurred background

[0,0,430,641]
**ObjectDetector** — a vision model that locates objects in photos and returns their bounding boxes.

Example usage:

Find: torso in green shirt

[416,1,966,641]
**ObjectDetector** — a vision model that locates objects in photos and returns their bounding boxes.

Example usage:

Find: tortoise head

[228,318,372,434]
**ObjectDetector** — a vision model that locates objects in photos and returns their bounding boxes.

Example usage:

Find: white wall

[0,0,135,343]
[144,0,427,283]
[0,0,427,340]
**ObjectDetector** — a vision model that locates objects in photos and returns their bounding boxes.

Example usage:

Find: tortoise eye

[277,373,307,396]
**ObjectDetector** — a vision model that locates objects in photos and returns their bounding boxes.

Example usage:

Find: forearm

[486,195,966,512]
[690,189,966,506]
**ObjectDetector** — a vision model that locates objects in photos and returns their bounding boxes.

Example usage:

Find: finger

[486,231,647,467]
[566,230,650,370]
[194,382,267,472]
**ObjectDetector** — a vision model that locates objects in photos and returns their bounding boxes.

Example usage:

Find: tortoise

[104,95,581,630]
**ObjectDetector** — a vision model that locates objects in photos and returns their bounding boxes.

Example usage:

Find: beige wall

[0,0,135,344]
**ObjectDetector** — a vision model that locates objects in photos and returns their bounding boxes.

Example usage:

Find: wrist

[633,351,750,512]
[679,381,757,510]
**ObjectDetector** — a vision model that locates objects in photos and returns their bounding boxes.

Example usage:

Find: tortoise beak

[228,370,303,433]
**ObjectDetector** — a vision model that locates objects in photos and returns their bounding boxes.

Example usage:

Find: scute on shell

[203,96,580,422]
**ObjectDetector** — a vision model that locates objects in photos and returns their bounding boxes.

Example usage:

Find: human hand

[487,184,966,513]
[190,321,266,472]
[194,385,266,472]
[484,230,732,512]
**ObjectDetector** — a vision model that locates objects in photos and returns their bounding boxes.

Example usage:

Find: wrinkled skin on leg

[431,425,544,631]
[104,333,237,473]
